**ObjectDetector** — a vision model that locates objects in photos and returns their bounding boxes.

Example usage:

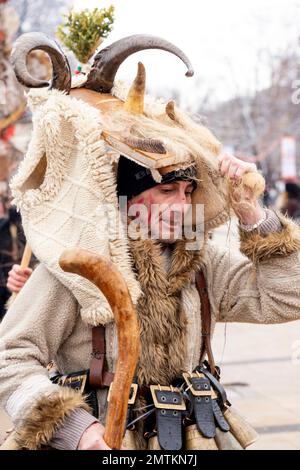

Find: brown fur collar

[129,238,206,386]
[239,212,300,262]
[15,388,90,450]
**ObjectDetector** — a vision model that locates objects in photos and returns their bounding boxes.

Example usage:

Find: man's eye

[161,188,174,193]
[185,191,193,196]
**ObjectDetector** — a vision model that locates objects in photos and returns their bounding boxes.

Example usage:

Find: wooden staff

[1,248,140,450]
[17,243,32,271]
[60,248,140,450]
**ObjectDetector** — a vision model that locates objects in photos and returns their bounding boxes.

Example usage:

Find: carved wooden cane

[1,248,140,450]
[59,248,140,450]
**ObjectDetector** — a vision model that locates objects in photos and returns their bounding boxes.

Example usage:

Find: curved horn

[124,136,166,154]
[85,34,194,93]
[165,100,177,122]
[11,32,71,92]
[124,62,146,114]
[59,248,140,450]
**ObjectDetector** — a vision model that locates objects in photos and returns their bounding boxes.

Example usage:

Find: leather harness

[89,270,216,389]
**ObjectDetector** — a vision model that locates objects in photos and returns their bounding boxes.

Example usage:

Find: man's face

[128,180,194,243]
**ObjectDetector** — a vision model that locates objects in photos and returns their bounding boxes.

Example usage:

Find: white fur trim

[6,375,57,424]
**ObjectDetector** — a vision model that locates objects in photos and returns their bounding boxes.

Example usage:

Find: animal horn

[11,32,71,92]
[85,34,194,93]
[166,100,177,121]
[124,62,146,114]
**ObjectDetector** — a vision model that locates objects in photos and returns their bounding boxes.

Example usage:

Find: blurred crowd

[0,188,27,319]
[264,181,300,224]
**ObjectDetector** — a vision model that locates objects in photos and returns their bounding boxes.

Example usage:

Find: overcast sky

[74,0,300,109]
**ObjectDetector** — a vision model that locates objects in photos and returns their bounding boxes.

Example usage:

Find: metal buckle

[128,383,138,404]
[183,372,213,397]
[150,385,186,411]
[107,383,138,405]
[57,375,67,386]
[63,373,87,393]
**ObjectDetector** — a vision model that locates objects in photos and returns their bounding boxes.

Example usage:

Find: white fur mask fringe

[10,89,141,326]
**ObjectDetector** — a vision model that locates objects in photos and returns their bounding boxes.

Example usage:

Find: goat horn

[11,32,71,92]
[166,100,178,122]
[85,34,194,93]
[124,62,145,114]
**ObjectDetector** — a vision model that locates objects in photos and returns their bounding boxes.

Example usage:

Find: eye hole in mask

[20,153,47,192]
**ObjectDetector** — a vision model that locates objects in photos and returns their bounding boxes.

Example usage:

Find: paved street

[213,321,300,449]
[0,220,299,449]
[213,220,300,449]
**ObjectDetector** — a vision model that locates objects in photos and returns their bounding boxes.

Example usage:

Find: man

[3,151,300,450]
[1,33,300,451]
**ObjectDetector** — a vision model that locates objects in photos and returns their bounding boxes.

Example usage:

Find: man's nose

[175,189,187,202]
[172,199,189,217]
[177,191,190,208]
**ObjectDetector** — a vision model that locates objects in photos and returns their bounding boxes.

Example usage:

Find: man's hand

[77,422,111,450]
[218,153,257,181]
[218,153,265,225]
[7,264,32,293]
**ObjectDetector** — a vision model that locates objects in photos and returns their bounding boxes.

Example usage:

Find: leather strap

[154,389,184,450]
[195,271,216,376]
[196,365,227,405]
[189,375,215,438]
[89,325,114,389]
[211,399,230,431]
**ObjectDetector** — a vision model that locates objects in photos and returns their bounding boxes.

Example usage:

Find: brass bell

[122,430,139,450]
[147,434,162,450]
[214,427,243,450]
[224,407,259,449]
[185,424,218,450]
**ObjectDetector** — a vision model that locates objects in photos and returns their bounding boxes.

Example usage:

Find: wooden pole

[59,248,140,449]
[8,242,32,305]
